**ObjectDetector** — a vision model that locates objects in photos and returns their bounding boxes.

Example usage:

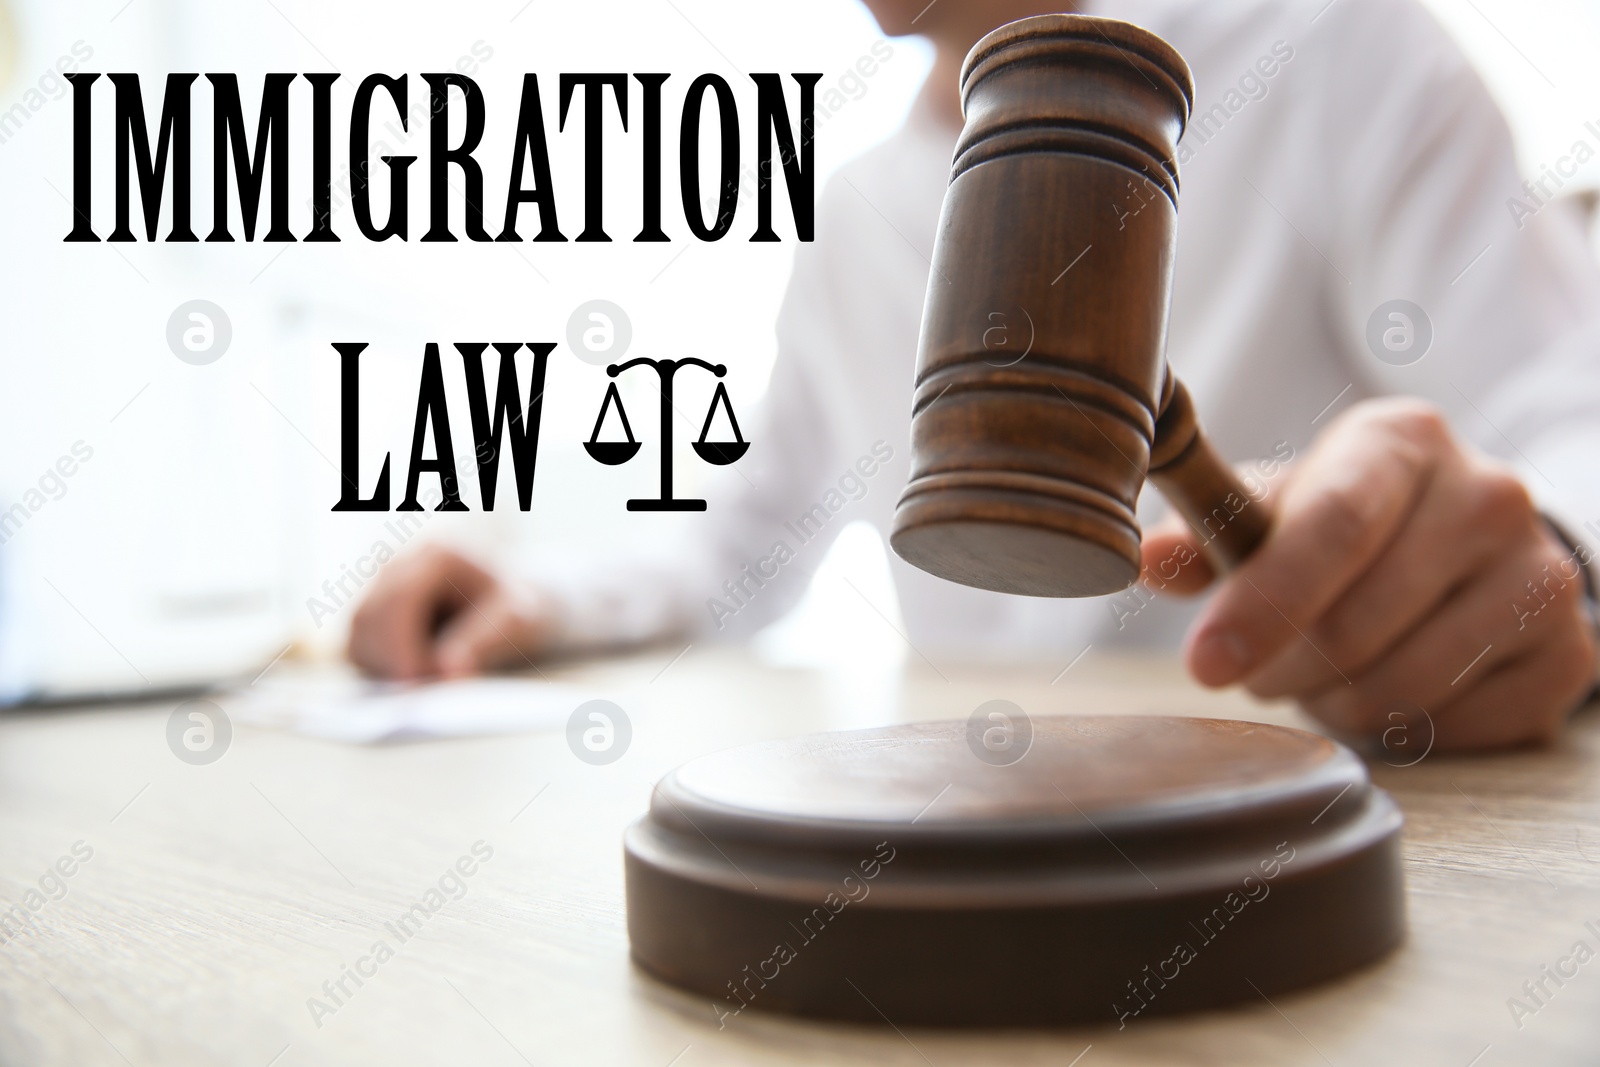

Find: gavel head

[890,15,1195,598]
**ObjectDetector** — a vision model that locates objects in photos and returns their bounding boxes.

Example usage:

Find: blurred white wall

[1422,0,1600,195]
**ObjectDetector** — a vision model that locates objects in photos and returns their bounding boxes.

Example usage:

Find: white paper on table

[227,676,593,744]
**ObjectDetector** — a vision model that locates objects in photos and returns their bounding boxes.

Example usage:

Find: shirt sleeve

[519,195,866,654]
[1317,0,1600,557]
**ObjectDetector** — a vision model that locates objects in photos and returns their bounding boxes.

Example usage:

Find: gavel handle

[1147,377,1272,571]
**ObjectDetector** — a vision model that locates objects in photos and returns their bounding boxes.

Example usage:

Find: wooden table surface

[1,646,1596,1066]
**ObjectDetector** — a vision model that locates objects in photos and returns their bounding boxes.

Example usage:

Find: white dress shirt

[531,0,1600,661]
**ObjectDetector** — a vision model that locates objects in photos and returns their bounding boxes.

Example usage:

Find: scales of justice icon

[584,357,750,511]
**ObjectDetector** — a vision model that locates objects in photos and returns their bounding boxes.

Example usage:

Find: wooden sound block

[625,716,1405,1027]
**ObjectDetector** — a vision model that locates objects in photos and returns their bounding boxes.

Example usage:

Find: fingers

[347,543,553,680]
[1185,400,1442,687]
[435,590,552,678]
[1138,512,1217,596]
[347,545,498,680]
[1244,454,1540,699]
[1424,629,1595,749]
[1138,455,1288,596]
[1301,532,1592,747]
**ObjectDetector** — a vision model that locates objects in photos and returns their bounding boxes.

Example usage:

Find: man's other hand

[347,545,552,680]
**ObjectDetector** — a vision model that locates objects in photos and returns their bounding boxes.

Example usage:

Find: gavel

[890,14,1271,598]
[624,18,1408,1026]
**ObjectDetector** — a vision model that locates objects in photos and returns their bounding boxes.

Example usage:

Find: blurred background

[0,0,1597,699]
